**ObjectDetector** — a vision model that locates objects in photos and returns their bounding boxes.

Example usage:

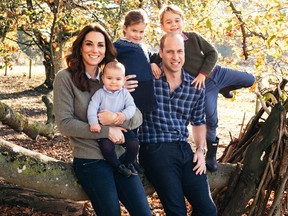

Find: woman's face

[81,31,106,75]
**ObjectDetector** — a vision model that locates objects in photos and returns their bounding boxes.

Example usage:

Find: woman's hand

[108,126,127,144]
[98,110,117,125]
[124,74,138,92]
[191,73,206,89]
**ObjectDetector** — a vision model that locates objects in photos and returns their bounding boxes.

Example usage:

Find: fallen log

[0,138,236,201]
[0,183,85,215]
[0,101,54,140]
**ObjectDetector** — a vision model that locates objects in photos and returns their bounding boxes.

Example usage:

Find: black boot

[219,85,241,99]
[206,138,219,172]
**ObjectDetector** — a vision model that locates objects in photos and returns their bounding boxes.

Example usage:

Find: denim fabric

[205,65,255,141]
[139,141,216,216]
[72,157,151,216]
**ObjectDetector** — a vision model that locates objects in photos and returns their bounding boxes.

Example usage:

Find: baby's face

[102,68,125,92]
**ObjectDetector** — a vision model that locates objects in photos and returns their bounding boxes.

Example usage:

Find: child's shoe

[127,163,138,176]
[117,164,132,177]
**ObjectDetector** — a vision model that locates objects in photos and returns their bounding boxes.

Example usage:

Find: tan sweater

[53,69,143,159]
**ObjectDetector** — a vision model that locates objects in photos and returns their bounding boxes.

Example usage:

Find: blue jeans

[139,141,216,216]
[72,157,151,216]
[205,65,255,141]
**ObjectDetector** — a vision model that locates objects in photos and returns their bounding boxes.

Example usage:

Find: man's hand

[193,148,206,175]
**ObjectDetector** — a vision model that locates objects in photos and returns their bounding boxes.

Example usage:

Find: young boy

[87,61,138,177]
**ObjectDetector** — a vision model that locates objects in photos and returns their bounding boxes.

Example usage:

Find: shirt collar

[85,68,101,80]
[181,32,189,41]
[103,85,123,94]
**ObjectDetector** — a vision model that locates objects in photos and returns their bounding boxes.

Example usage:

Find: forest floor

[0,66,256,215]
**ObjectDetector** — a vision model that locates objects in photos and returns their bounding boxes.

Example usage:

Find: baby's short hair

[103,61,125,75]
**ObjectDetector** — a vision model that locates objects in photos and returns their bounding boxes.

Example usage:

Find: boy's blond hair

[159,5,185,24]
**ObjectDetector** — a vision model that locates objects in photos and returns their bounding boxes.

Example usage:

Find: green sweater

[53,69,143,159]
[183,31,218,77]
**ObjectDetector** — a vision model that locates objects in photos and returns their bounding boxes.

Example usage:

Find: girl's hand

[191,73,206,89]
[124,74,138,92]
[151,63,161,79]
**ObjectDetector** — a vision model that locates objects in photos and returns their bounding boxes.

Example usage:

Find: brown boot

[206,138,219,172]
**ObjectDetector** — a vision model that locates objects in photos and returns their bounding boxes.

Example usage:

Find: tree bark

[0,138,236,201]
[221,103,284,216]
[0,184,85,215]
[0,101,54,140]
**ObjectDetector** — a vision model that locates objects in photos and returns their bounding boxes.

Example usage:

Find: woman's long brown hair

[66,23,116,92]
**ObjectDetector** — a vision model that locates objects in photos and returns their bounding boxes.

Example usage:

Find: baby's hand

[90,124,101,133]
[114,112,126,125]
[151,63,161,79]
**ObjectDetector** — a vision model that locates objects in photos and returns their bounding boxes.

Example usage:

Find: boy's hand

[90,124,101,133]
[191,73,206,89]
[114,112,126,125]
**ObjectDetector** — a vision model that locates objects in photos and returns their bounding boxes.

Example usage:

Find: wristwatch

[196,146,207,155]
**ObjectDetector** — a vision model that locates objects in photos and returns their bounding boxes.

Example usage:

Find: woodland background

[0,0,288,215]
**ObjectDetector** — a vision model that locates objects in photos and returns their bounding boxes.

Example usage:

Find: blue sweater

[114,39,157,113]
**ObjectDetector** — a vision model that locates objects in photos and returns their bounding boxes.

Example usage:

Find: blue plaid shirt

[138,69,206,143]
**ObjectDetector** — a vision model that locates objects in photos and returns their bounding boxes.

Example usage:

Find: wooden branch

[221,103,284,216]
[0,101,54,140]
[0,138,237,201]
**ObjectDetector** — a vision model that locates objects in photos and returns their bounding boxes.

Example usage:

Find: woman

[53,23,151,216]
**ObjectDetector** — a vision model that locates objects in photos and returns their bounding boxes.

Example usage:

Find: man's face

[159,35,185,74]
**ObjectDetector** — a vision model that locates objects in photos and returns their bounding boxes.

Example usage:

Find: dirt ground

[0,67,256,215]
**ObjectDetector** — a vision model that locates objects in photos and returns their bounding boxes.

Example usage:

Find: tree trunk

[0,138,236,201]
[0,184,85,215]
[0,101,54,140]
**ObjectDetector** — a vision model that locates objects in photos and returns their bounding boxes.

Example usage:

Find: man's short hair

[160,33,184,50]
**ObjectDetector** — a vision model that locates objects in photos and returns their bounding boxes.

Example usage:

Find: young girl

[157,5,255,172]
[114,9,159,113]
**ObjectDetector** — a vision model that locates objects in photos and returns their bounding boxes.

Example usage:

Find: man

[138,33,217,216]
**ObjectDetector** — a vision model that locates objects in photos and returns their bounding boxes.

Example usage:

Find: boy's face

[123,22,147,44]
[102,68,125,92]
[161,11,184,34]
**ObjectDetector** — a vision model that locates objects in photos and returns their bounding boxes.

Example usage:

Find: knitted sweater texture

[183,31,218,77]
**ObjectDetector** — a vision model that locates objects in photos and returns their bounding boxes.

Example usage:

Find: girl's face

[161,11,184,34]
[102,68,125,92]
[123,22,147,44]
[81,31,106,76]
